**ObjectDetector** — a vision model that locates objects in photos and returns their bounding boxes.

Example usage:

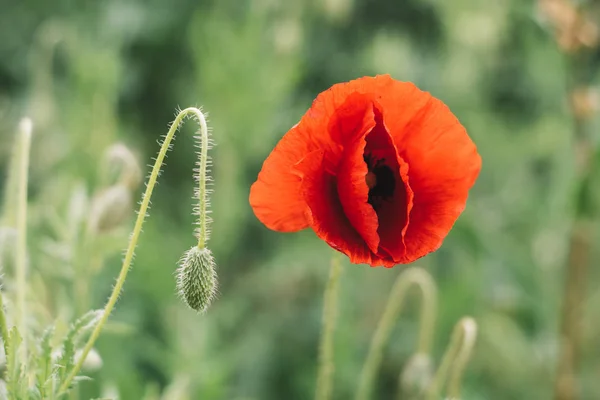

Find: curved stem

[15,118,32,364]
[315,254,343,400]
[425,316,478,400]
[355,267,437,400]
[58,107,209,394]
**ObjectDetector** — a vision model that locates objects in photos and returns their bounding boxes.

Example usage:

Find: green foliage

[6,327,26,399]
[0,0,600,399]
[57,310,103,392]
[36,327,55,399]
[1,311,102,400]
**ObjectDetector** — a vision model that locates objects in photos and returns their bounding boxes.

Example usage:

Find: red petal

[335,102,379,254]
[375,79,481,261]
[399,99,480,260]
[295,150,383,266]
[249,83,373,231]
[249,127,312,231]
[364,105,415,264]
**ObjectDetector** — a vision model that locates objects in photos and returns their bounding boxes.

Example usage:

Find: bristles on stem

[58,107,211,393]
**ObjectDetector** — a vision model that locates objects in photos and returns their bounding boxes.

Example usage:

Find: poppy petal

[249,170,307,232]
[362,106,415,264]
[295,150,382,266]
[386,92,481,260]
[336,106,379,255]
[249,84,372,231]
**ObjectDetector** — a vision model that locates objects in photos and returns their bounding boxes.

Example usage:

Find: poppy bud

[176,246,217,313]
[87,184,133,233]
[399,353,434,398]
[101,143,142,190]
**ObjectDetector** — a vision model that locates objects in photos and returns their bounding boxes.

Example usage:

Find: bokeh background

[1,0,600,399]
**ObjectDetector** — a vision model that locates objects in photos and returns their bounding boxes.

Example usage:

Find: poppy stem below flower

[58,107,210,394]
[425,317,477,400]
[355,267,437,400]
[315,254,343,400]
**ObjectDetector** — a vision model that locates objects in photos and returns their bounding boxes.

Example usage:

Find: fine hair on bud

[176,246,217,313]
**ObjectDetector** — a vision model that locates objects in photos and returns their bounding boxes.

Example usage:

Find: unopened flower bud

[176,246,217,313]
[88,184,133,233]
[400,353,434,397]
[102,143,142,190]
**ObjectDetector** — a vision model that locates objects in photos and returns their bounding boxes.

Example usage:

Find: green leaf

[56,310,102,392]
[27,386,42,400]
[6,326,27,400]
[36,326,55,399]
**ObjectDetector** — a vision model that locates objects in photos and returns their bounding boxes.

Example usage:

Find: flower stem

[315,254,342,400]
[58,107,209,394]
[355,267,437,400]
[15,118,32,364]
[194,107,210,249]
[425,317,477,400]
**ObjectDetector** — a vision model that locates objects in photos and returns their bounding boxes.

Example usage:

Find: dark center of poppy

[364,153,395,209]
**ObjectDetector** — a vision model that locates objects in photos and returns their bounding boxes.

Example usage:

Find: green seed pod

[176,246,217,313]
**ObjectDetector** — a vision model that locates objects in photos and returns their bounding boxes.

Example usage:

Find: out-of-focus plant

[0,119,106,399]
[349,267,477,400]
[0,106,214,399]
[538,1,600,399]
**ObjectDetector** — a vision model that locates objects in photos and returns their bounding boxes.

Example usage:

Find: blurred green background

[1,0,600,399]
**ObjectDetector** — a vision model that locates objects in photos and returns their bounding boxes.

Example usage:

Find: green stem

[58,107,209,394]
[355,267,437,400]
[315,255,342,400]
[15,118,32,364]
[425,316,477,400]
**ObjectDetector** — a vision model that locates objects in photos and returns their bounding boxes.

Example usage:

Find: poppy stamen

[364,154,396,209]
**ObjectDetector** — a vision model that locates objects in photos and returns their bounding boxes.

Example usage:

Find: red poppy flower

[249,75,481,267]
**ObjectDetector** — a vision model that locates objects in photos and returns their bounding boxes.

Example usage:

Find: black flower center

[364,153,395,209]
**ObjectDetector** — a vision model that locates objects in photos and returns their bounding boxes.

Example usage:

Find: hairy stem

[425,317,477,400]
[315,255,342,400]
[15,118,32,364]
[58,107,209,393]
[355,267,437,400]
[194,106,210,249]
